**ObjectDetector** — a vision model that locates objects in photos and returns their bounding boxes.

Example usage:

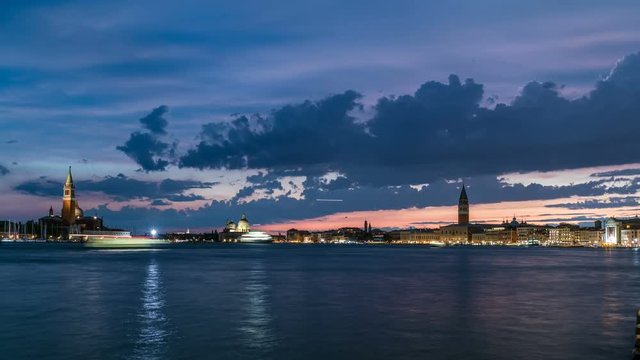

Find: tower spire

[459,183,468,201]
[458,184,469,225]
[62,166,78,225]
[65,166,74,187]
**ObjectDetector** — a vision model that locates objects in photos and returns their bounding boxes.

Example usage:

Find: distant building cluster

[1,167,124,241]
[1,168,640,248]
[383,186,623,247]
[282,185,638,248]
[285,221,384,244]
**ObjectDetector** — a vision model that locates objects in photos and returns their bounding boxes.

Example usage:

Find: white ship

[72,231,170,248]
[238,231,273,244]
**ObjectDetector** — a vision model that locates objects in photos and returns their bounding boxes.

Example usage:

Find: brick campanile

[458,184,469,225]
[61,166,77,225]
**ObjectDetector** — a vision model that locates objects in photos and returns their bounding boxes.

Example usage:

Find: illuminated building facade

[604,217,640,247]
[223,213,251,237]
[547,224,577,246]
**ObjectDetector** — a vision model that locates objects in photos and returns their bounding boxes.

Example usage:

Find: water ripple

[132,260,168,360]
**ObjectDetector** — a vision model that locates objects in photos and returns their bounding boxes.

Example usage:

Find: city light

[150,229,158,237]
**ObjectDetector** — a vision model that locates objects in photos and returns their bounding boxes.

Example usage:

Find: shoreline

[1,240,638,250]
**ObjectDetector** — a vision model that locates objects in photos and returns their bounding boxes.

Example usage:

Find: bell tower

[61,166,77,225]
[458,184,469,225]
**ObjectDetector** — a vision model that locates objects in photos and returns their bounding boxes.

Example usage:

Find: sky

[2,0,640,233]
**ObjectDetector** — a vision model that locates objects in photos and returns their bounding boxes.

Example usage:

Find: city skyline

[2,1,640,232]
[5,164,640,235]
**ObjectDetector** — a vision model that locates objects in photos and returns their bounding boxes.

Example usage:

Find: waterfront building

[574,228,603,246]
[469,218,549,246]
[389,229,440,244]
[438,224,481,244]
[286,229,312,243]
[271,233,287,242]
[471,227,512,245]
[504,217,548,245]
[548,223,580,246]
[542,223,602,247]
[38,207,65,240]
[603,217,640,247]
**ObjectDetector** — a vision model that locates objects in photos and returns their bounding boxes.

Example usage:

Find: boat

[83,236,170,249]
[238,231,273,244]
[72,230,170,249]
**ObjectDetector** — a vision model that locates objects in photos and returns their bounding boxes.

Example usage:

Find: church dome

[225,220,237,231]
[236,213,251,233]
[74,205,84,218]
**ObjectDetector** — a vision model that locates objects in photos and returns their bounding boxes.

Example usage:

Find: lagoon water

[1,244,639,360]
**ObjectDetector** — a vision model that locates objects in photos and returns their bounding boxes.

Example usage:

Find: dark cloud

[591,168,640,177]
[177,52,640,186]
[117,133,174,172]
[14,178,58,196]
[150,199,171,206]
[534,216,604,224]
[180,91,366,173]
[117,106,174,171]
[546,196,640,210]
[78,173,640,231]
[5,140,17,144]
[295,174,640,215]
[0,164,10,176]
[14,173,215,202]
[166,194,206,202]
[139,105,169,135]
[231,172,286,201]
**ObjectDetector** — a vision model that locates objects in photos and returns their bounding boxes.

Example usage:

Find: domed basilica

[222,213,272,243]
[223,213,251,234]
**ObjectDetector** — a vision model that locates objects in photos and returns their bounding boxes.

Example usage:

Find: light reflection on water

[92,249,166,254]
[133,259,168,360]
[238,259,276,354]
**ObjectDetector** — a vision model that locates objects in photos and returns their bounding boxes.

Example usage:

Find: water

[0,244,639,360]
